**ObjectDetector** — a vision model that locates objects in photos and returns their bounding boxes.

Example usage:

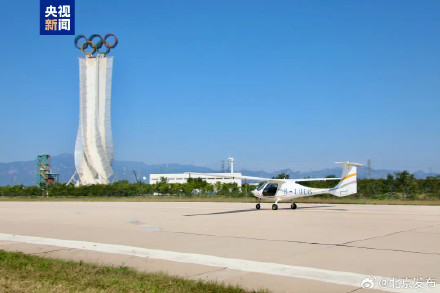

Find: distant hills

[0,154,437,186]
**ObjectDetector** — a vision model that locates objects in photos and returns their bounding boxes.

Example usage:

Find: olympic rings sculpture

[74,34,118,56]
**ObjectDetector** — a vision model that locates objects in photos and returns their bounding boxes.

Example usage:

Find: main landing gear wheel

[272,204,278,210]
[256,203,261,210]
[291,203,297,209]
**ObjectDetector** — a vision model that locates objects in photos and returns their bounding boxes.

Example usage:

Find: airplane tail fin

[329,162,362,197]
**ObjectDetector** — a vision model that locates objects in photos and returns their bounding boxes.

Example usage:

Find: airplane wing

[186,173,341,183]
[293,177,341,182]
[185,172,287,183]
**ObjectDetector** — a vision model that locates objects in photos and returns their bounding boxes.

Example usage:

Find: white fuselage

[252,181,335,202]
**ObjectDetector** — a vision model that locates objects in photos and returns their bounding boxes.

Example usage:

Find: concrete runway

[0,201,439,293]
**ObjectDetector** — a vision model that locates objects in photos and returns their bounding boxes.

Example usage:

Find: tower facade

[74,56,114,185]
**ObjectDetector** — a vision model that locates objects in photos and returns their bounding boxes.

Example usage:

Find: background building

[149,173,242,187]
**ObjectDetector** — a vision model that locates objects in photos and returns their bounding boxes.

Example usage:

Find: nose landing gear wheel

[272,204,278,210]
[256,203,260,210]
[291,203,297,209]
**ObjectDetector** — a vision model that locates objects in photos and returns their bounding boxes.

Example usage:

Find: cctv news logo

[40,0,75,35]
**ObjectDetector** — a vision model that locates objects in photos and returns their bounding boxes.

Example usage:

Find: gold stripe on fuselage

[340,173,356,181]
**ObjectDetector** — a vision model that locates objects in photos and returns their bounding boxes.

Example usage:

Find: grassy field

[0,195,439,205]
[0,250,266,293]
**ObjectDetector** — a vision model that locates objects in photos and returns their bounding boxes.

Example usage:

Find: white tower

[228,157,234,173]
[74,56,114,185]
[67,34,118,186]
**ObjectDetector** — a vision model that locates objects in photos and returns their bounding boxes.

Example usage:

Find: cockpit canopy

[262,183,278,196]
[257,182,267,191]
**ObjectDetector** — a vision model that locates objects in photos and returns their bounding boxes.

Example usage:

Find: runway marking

[0,233,437,293]
[296,209,440,217]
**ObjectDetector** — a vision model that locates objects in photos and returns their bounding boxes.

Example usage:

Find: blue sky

[0,0,439,172]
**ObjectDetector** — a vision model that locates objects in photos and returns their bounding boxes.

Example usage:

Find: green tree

[273,173,289,179]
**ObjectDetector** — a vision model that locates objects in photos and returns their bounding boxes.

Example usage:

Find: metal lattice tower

[367,159,372,179]
[36,154,59,187]
[36,155,50,186]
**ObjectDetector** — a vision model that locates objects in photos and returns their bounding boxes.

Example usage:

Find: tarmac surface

[0,201,439,293]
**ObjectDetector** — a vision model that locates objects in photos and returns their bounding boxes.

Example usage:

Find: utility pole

[367,159,372,179]
[132,170,138,182]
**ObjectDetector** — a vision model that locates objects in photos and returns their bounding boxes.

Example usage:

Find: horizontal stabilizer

[334,161,363,166]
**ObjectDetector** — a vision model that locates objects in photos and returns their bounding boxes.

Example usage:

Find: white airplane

[189,161,362,210]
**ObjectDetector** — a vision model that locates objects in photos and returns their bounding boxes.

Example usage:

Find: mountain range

[0,154,437,186]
